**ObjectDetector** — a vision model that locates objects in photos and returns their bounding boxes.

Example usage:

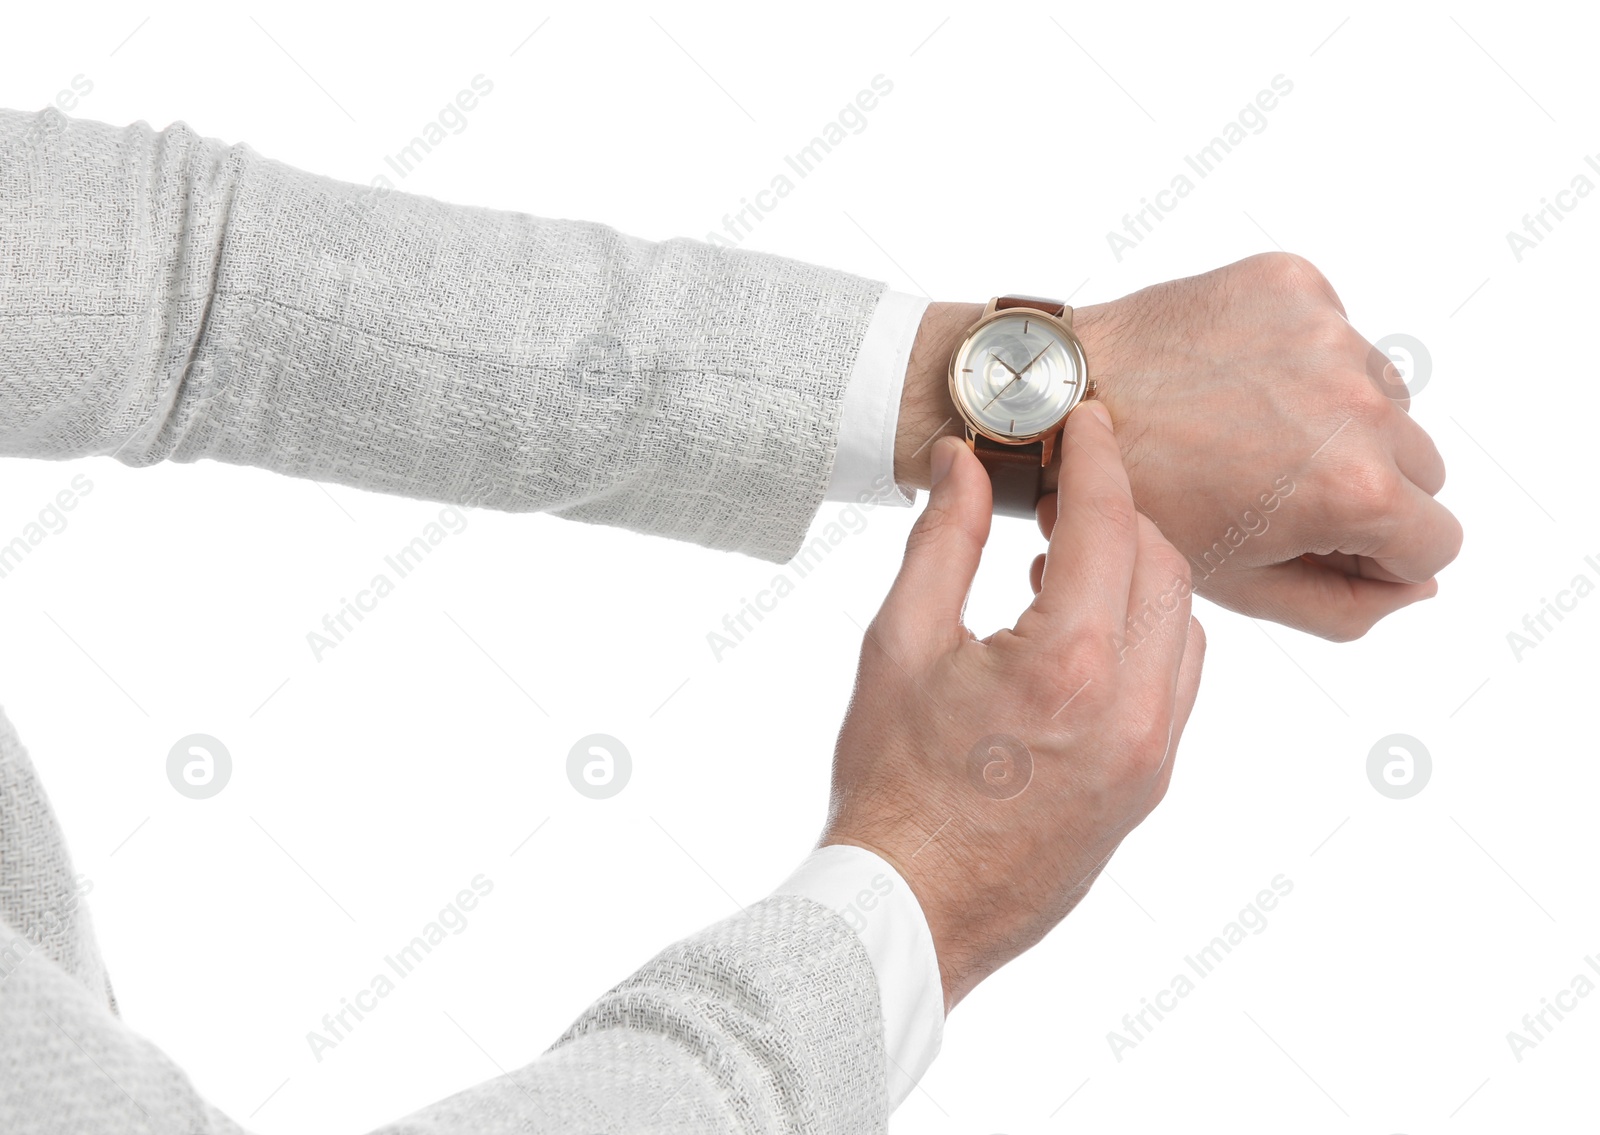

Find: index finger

[1016,400,1140,641]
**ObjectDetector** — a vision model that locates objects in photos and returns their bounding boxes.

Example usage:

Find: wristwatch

[947,294,1095,518]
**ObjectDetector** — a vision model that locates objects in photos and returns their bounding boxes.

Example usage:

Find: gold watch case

[946,297,1095,469]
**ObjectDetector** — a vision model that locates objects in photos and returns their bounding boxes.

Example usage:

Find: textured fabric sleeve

[392,896,890,1134]
[773,844,944,1110]
[0,106,892,562]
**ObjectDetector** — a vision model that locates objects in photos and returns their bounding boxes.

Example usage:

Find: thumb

[874,436,993,656]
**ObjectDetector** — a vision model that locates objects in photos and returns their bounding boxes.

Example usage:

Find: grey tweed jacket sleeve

[0,106,892,561]
[0,107,897,1132]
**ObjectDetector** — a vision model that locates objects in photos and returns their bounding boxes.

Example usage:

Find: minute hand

[1017,342,1053,375]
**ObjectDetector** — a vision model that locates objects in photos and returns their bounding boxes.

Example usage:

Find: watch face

[950,310,1088,442]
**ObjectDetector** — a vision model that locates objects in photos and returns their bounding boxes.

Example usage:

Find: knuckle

[903,502,957,558]
[1030,635,1117,718]
[1246,250,1296,280]
[1305,311,1354,359]
[1256,250,1323,291]
[1331,460,1402,525]
[1086,490,1139,539]
[1344,369,1395,421]
[1151,544,1193,595]
[860,611,914,664]
[1109,713,1175,784]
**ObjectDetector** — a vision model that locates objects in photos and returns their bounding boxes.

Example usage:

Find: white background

[2,1,1597,1131]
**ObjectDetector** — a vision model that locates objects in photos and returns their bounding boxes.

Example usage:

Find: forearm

[0,107,887,562]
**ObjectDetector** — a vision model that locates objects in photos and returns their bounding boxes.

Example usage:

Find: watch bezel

[947,305,1091,447]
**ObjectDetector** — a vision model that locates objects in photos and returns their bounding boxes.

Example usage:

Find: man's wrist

[897,300,1119,498]
[894,301,981,489]
[775,841,946,1106]
[821,831,980,1014]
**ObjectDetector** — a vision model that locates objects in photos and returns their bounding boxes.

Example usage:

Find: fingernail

[1083,400,1112,429]
[931,437,957,486]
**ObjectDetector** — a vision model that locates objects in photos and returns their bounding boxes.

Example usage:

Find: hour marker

[1023,320,1030,334]
[962,367,973,372]
[1009,418,1015,432]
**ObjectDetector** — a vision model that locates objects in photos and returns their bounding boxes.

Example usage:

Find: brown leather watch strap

[973,434,1044,519]
[994,294,1066,317]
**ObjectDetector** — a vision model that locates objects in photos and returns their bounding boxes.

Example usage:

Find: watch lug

[1039,432,1056,468]
[982,296,999,317]
[964,424,978,450]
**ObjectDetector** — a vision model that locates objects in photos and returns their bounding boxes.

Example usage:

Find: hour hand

[989,350,1021,378]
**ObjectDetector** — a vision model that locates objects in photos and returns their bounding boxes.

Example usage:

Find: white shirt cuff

[772,843,944,1111]
[824,288,931,507]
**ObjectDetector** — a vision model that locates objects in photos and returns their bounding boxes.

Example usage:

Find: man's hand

[894,253,1463,641]
[830,405,1205,1012]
